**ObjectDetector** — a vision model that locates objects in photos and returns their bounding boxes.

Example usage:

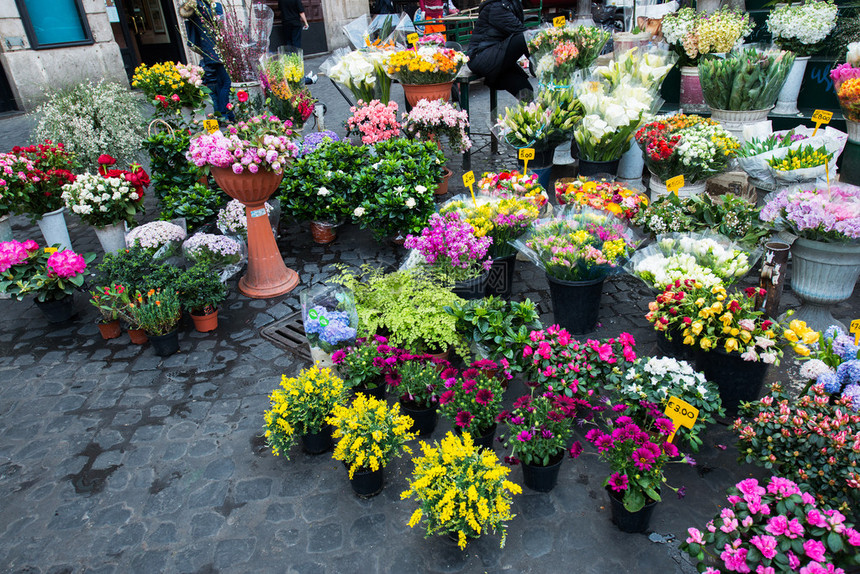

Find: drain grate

[260,311,312,362]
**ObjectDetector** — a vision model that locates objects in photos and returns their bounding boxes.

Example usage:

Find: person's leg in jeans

[283,24,302,50]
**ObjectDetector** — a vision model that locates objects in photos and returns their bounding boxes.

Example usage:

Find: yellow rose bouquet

[401,432,522,549]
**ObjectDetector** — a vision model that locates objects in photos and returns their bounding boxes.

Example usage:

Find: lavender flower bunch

[760,184,860,242]
[299,131,339,156]
[182,233,244,268]
[304,305,357,353]
[404,212,493,283]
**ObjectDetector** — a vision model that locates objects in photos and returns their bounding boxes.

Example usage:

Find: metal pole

[756,241,790,319]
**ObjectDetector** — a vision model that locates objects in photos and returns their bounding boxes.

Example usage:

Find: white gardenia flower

[318,187,330,197]
[405,197,416,208]
[353,206,366,217]
[415,185,427,194]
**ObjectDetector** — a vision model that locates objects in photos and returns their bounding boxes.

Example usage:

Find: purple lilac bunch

[187,115,299,175]
[437,360,504,434]
[760,184,860,242]
[304,305,357,353]
[404,212,493,282]
[299,131,339,156]
[498,389,580,467]
[331,335,400,391]
[681,476,860,574]
[583,399,683,512]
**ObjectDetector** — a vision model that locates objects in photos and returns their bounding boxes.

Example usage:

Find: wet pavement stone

[2,54,858,574]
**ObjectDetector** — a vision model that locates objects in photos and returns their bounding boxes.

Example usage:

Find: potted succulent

[390,353,447,436]
[0,240,95,323]
[331,335,399,400]
[439,197,540,297]
[187,114,300,298]
[513,208,638,334]
[437,360,504,449]
[404,212,493,300]
[333,266,469,359]
[445,296,542,378]
[499,390,579,492]
[401,432,522,549]
[734,382,860,513]
[263,365,348,457]
[176,262,227,333]
[327,393,416,497]
[582,400,684,532]
[681,476,860,572]
[89,283,131,340]
[605,356,724,452]
[760,183,860,332]
[129,288,182,357]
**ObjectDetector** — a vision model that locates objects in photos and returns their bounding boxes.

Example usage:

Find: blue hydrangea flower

[841,383,860,412]
[818,371,843,394]
[837,360,860,386]
[824,325,845,342]
[832,335,859,361]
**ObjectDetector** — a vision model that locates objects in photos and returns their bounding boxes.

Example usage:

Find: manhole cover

[260,311,312,362]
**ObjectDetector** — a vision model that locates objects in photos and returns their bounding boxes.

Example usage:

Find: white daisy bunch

[126,221,186,251]
[767,0,838,53]
[61,173,142,228]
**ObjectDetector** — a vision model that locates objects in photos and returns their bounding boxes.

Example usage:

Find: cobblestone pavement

[1,56,859,574]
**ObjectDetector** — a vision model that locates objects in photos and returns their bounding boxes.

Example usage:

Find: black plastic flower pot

[149,330,180,357]
[694,348,769,416]
[455,424,496,450]
[607,487,659,533]
[400,401,438,436]
[547,274,605,335]
[452,272,489,300]
[522,452,564,493]
[349,467,384,498]
[300,425,333,454]
[485,254,517,298]
[35,295,74,324]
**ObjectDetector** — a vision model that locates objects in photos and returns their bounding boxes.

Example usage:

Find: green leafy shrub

[159,183,228,231]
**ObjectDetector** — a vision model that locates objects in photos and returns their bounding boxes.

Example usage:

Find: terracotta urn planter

[97,320,122,340]
[190,307,218,333]
[210,166,299,298]
[402,82,453,107]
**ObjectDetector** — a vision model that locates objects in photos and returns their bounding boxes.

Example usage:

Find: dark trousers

[283,24,302,50]
[202,58,232,117]
[487,33,532,99]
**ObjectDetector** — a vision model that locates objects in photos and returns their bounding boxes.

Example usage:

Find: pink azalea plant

[681,476,860,573]
[0,240,94,302]
[401,99,472,154]
[345,99,401,145]
[404,211,493,282]
[187,114,299,175]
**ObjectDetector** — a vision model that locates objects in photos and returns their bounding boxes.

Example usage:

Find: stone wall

[0,0,127,110]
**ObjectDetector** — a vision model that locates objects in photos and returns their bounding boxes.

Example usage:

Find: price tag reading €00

[664,396,699,443]
[407,33,419,46]
[462,170,477,206]
[811,109,833,137]
[553,15,566,27]
[851,319,860,345]
[665,174,685,196]
[203,119,219,134]
[518,147,535,175]
[44,247,58,254]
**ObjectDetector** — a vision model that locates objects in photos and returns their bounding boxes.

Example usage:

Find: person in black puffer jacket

[466,0,533,99]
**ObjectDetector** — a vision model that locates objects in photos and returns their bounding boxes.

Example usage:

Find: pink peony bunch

[46,250,87,279]
[345,100,401,145]
[0,240,37,272]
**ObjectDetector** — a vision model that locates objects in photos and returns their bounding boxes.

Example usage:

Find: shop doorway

[0,61,18,113]
[108,0,186,80]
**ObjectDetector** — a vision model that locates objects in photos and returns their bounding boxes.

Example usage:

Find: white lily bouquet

[320,48,390,104]
[625,232,761,292]
[573,79,660,162]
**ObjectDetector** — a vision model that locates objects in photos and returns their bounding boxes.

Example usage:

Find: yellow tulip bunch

[401,432,521,549]
[263,366,346,458]
[328,393,416,478]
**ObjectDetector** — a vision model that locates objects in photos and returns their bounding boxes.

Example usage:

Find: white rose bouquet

[62,173,144,228]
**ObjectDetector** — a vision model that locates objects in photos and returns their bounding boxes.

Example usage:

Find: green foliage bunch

[159,182,228,231]
[96,245,184,294]
[143,130,202,201]
[175,262,227,313]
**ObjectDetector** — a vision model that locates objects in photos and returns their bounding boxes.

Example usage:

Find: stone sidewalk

[1,58,858,574]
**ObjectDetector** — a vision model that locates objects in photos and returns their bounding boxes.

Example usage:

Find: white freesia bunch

[62,173,143,228]
[767,0,837,55]
[632,252,724,290]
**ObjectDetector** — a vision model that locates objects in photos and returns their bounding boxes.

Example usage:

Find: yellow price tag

[664,396,699,443]
[44,247,58,253]
[407,33,419,45]
[462,171,477,206]
[851,319,860,345]
[203,119,219,134]
[583,181,596,193]
[665,175,685,196]
[553,15,566,27]
[518,147,535,175]
[811,109,832,137]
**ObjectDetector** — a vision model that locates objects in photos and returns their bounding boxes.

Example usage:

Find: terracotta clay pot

[190,308,218,333]
[402,81,453,107]
[310,221,337,244]
[211,167,299,299]
[128,328,148,345]
[435,167,454,196]
[97,320,122,340]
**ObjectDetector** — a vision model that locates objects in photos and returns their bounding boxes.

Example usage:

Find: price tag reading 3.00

[664,396,699,443]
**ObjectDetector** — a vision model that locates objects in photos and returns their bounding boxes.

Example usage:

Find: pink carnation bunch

[46,250,87,279]
[345,100,401,145]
